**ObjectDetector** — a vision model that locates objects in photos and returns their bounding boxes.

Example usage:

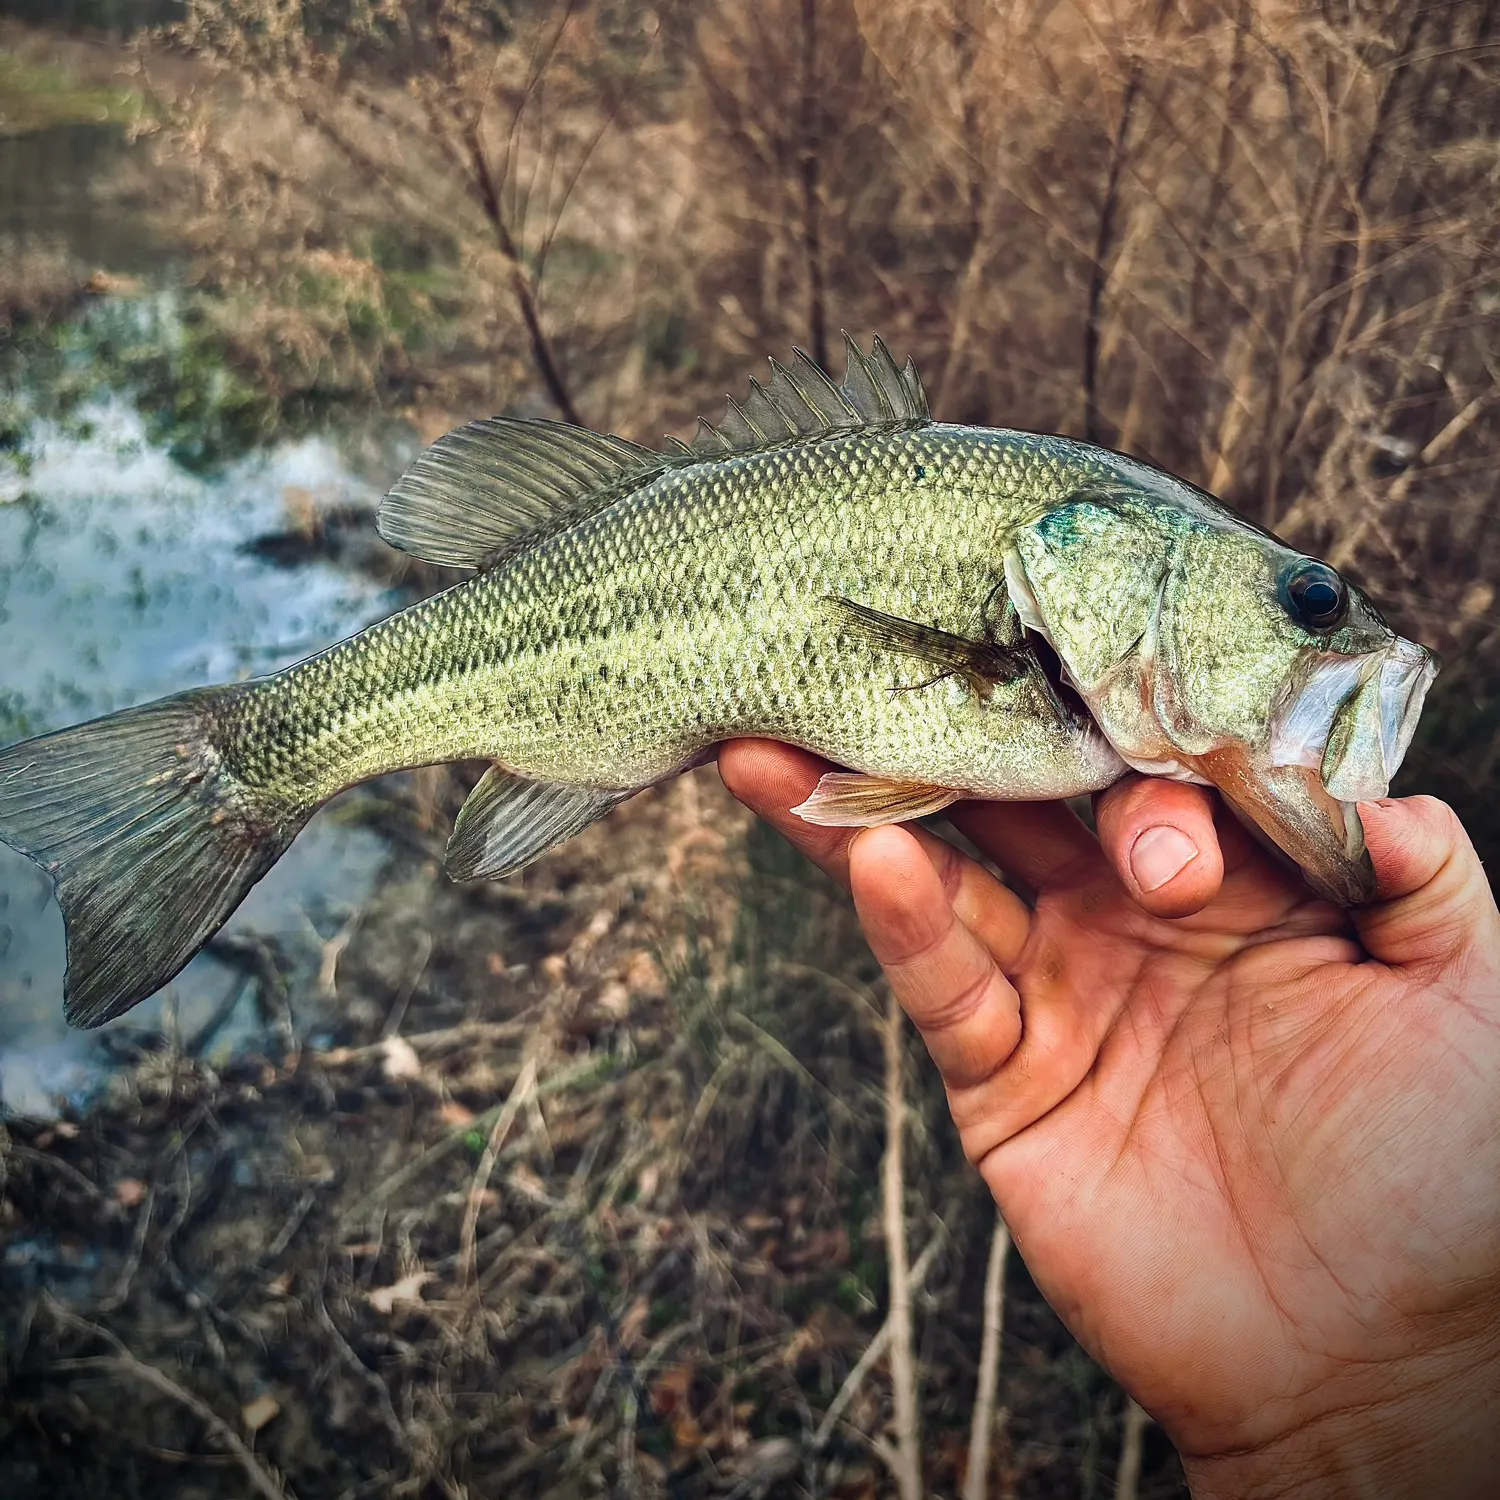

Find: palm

[718,740,1500,1467]
[991,850,1494,1454]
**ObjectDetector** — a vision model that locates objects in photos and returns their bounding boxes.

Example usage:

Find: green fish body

[0,339,1438,1026]
[226,424,1123,809]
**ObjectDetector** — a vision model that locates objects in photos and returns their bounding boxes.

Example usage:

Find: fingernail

[1131,826,1198,892]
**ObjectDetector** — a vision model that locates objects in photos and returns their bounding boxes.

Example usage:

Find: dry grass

[3,1,1497,1495]
[0,772,1164,1497]
[147,0,1500,840]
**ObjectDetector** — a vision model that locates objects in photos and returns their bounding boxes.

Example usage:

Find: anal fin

[791,772,962,827]
[447,767,634,881]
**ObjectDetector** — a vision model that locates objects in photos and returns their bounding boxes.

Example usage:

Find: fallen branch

[811,1235,942,1452]
[1116,1398,1150,1500]
[459,1051,541,1287]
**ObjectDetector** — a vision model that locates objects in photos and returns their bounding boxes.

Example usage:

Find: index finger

[716,739,856,885]
[717,739,1032,968]
[849,824,1023,1094]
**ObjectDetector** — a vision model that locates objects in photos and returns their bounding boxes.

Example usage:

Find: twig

[460,117,582,425]
[317,907,363,998]
[1115,1398,1150,1500]
[186,972,254,1058]
[311,1281,409,1451]
[316,1016,532,1068]
[459,1051,540,1287]
[797,0,828,369]
[881,988,922,1500]
[811,1236,941,1451]
[381,930,432,1039]
[261,1187,319,1266]
[963,1210,1013,1500]
[160,1258,260,1362]
[46,1297,293,1500]
[1328,389,1496,570]
[10,1144,109,1204]
[95,1185,157,1314]
[337,1054,611,1230]
[1083,0,1173,444]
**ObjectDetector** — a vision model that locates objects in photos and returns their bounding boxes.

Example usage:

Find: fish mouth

[1199,746,1378,905]
[1228,635,1440,905]
[1270,637,1440,803]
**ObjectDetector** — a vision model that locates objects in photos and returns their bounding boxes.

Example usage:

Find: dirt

[0,767,1187,1499]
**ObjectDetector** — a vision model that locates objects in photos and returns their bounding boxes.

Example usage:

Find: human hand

[718,741,1500,1499]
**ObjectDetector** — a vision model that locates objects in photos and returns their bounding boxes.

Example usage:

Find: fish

[0,336,1438,1028]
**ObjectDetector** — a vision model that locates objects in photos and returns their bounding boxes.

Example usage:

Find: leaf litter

[0,767,1184,1498]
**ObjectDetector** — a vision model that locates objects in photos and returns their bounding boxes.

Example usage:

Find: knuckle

[912,962,998,1036]
[880,915,952,975]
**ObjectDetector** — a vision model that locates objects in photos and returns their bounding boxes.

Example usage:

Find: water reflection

[0,123,165,273]
[0,395,411,1115]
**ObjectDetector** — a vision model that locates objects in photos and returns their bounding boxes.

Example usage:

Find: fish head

[1005,489,1439,904]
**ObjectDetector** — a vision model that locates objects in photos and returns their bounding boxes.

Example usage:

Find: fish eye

[1280,559,1349,633]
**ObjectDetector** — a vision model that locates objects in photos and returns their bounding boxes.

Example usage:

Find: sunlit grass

[0,49,143,136]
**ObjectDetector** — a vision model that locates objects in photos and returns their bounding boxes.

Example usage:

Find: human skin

[717,739,1500,1498]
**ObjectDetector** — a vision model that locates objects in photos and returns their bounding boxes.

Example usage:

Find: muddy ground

[0,764,1186,1499]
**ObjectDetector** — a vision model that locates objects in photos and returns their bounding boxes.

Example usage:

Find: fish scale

[215,425,1110,810]
[0,336,1438,1026]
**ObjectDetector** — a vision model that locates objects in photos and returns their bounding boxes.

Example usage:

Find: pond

[0,335,416,1116]
[0,63,434,1115]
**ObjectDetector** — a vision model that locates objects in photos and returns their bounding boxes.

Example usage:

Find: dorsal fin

[686,333,930,457]
[378,336,930,569]
[378,418,664,568]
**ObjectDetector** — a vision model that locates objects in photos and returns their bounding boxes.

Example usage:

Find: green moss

[0,51,146,137]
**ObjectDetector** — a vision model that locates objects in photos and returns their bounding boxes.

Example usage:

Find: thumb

[1354,796,1500,969]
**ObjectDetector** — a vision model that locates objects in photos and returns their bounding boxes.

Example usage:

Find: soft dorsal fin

[379,336,930,568]
[379,418,664,568]
[670,333,930,459]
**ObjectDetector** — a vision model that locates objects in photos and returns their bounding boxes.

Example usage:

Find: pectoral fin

[791,772,962,827]
[826,596,1027,700]
[447,767,634,881]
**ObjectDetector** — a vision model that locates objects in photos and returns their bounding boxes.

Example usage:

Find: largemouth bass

[0,338,1437,1027]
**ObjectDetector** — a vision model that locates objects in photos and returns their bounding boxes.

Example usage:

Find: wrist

[1180,1334,1500,1500]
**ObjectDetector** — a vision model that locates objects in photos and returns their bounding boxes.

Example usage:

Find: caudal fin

[0,690,305,1028]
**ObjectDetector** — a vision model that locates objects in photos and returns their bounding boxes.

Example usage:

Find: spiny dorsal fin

[687,334,930,458]
[379,417,664,569]
[379,336,930,569]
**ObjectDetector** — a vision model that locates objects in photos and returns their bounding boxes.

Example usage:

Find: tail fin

[0,690,306,1028]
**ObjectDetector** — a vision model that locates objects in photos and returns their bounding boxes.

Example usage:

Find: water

[0,122,163,275]
[0,390,411,1116]
[0,2,180,32]
[0,78,423,1116]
